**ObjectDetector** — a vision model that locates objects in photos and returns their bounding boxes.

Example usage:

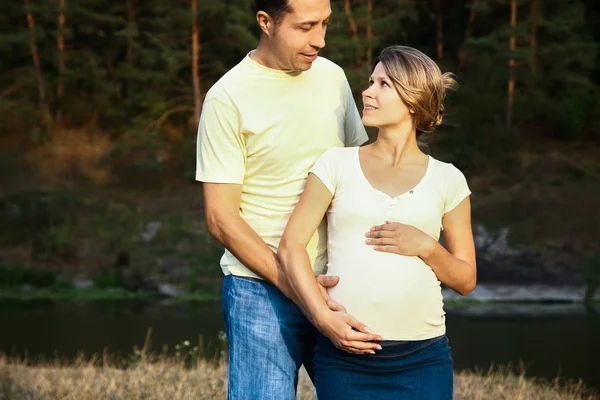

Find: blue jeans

[314,334,454,400]
[222,275,318,400]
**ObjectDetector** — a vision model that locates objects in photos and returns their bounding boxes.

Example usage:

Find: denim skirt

[313,334,454,400]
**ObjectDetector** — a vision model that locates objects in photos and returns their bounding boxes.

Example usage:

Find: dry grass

[0,355,596,400]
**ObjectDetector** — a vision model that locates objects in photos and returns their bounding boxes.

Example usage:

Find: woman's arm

[423,197,476,295]
[366,197,476,295]
[279,174,382,354]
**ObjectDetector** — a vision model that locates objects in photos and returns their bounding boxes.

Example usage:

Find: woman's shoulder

[428,156,466,178]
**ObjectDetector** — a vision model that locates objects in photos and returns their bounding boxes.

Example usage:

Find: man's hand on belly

[316,275,346,312]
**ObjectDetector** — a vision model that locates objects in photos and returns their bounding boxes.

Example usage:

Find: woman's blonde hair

[373,45,457,135]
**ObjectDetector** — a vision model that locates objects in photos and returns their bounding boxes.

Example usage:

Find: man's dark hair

[254,0,293,24]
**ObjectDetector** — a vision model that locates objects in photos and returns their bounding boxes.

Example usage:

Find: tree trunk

[459,0,477,67]
[344,0,361,67]
[366,0,373,68]
[191,0,201,125]
[433,0,443,59]
[529,0,538,75]
[506,0,517,133]
[56,0,66,122]
[126,0,136,99]
[464,0,477,43]
[24,0,52,128]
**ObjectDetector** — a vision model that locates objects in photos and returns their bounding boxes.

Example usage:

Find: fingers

[373,245,399,253]
[370,222,402,232]
[316,274,340,288]
[345,316,383,341]
[366,229,395,238]
[335,330,383,354]
[337,340,382,354]
[365,237,396,246]
[326,299,346,313]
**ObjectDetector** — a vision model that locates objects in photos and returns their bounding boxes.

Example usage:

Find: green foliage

[91,267,125,289]
[584,255,600,306]
[1,0,598,165]
[0,189,79,245]
[0,265,57,289]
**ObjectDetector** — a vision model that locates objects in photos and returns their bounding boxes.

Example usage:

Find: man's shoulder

[312,56,346,78]
[204,59,248,104]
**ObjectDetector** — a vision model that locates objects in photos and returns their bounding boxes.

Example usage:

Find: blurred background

[0,0,599,397]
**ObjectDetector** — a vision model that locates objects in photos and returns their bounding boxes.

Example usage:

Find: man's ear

[256,11,274,36]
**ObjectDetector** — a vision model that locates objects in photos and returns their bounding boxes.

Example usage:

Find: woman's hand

[315,310,383,355]
[365,222,436,258]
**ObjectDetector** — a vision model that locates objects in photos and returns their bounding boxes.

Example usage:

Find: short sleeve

[195,98,246,184]
[309,148,342,195]
[342,79,368,147]
[444,165,471,214]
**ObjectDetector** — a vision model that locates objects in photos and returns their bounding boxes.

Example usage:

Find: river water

[0,300,598,392]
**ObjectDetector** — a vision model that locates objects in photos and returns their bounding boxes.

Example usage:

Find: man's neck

[251,42,294,73]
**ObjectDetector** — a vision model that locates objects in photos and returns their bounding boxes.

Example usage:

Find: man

[196,0,379,398]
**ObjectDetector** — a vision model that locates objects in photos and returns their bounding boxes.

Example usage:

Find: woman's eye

[381,81,389,87]
[368,80,374,86]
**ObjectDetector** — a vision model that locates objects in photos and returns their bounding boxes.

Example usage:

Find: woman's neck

[371,124,424,167]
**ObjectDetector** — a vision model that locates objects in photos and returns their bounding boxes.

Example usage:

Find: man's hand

[316,310,382,354]
[316,275,346,312]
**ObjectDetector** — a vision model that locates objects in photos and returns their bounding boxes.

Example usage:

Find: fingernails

[364,326,372,333]
[376,345,382,350]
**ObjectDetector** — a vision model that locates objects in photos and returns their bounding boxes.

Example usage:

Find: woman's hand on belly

[365,222,436,258]
[314,310,383,355]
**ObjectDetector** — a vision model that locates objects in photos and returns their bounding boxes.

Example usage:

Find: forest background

[1,0,599,295]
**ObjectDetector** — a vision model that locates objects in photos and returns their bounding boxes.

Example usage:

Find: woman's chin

[361,116,379,128]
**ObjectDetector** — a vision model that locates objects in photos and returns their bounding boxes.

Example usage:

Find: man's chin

[295,62,313,72]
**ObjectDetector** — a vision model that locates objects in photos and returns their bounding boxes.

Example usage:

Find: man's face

[270,0,331,72]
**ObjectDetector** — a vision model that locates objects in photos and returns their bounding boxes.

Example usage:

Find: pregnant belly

[326,255,445,339]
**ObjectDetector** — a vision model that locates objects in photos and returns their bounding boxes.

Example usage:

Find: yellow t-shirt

[196,53,368,279]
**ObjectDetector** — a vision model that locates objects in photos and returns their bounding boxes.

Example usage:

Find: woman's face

[361,62,412,129]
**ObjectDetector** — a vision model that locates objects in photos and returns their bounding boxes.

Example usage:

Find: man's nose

[310,26,326,50]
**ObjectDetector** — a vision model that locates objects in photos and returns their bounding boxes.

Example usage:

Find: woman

[278,45,476,400]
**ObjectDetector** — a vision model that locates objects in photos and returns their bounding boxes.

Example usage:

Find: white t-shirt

[310,146,471,340]
[196,54,368,279]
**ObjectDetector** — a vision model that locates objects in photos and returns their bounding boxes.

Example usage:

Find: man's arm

[342,78,369,147]
[203,182,296,299]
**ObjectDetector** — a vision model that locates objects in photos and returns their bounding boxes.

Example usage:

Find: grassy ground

[0,355,597,400]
